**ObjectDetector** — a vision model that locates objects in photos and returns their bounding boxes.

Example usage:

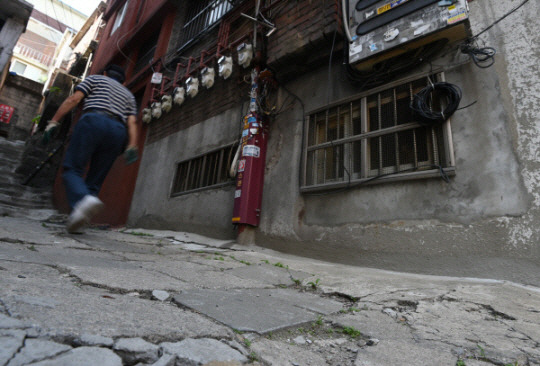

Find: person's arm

[51,90,85,123]
[124,115,139,165]
[42,90,85,144]
[126,115,138,149]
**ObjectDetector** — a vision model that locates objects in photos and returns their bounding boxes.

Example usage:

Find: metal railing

[13,44,53,67]
[177,0,244,52]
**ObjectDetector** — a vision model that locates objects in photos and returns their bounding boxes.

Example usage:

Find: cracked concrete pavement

[0,214,539,366]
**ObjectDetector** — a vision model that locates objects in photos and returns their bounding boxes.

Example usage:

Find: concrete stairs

[0,137,56,219]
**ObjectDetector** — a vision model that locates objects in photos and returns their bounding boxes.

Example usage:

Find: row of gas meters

[142,42,254,123]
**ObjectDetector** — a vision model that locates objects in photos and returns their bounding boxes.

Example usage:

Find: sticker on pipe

[235,190,241,198]
[243,145,260,158]
[238,159,246,172]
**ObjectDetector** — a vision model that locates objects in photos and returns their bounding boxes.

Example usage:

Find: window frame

[301,72,456,193]
[111,0,129,35]
[170,141,239,197]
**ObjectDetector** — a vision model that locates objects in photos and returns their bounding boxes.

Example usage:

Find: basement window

[301,73,455,193]
[171,142,238,196]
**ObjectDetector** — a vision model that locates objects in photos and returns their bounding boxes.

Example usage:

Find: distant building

[9,0,87,84]
[0,0,33,82]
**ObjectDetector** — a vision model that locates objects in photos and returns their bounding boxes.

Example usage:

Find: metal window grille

[302,74,455,192]
[177,0,241,52]
[171,142,238,195]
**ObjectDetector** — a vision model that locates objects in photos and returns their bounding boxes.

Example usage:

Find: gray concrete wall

[129,107,245,239]
[0,73,42,140]
[255,0,540,263]
[128,0,540,274]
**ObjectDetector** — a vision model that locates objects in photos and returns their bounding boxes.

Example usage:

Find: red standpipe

[232,111,268,227]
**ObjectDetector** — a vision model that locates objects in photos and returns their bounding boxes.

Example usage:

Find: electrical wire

[459,40,496,69]
[410,81,462,126]
[473,0,530,39]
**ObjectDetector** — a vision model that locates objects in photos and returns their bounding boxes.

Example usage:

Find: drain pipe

[342,0,354,43]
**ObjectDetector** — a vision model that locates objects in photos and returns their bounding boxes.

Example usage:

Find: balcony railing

[177,0,245,53]
[13,44,54,67]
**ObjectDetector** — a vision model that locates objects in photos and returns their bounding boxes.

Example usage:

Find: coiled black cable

[460,41,496,68]
[410,81,462,126]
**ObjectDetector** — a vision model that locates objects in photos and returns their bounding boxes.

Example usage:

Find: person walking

[42,64,139,233]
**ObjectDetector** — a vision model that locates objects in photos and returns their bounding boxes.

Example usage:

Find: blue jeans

[62,112,127,209]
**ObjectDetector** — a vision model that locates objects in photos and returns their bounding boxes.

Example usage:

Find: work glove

[124,146,138,165]
[42,121,59,145]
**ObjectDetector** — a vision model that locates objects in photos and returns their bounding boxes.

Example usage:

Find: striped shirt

[75,75,137,124]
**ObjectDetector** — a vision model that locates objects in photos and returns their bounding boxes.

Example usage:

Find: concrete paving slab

[353,338,456,366]
[174,288,343,333]
[26,346,122,366]
[227,263,312,286]
[0,262,231,341]
[0,242,129,268]
[250,338,327,366]
[7,338,72,366]
[0,217,91,250]
[68,265,193,292]
[160,338,247,364]
[73,234,158,253]
[2,213,540,365]
[138,260,269,290]
[0,335,25,365]
[126,228,235,248]
[113,337,159,364]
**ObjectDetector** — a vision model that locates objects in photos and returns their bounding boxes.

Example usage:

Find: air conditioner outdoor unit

[348,0,471,71]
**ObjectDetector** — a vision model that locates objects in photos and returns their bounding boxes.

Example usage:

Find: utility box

[347,0,471,71]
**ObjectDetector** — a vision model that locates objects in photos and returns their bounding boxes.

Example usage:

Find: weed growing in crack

[456,360,466,366]
[244,338,252,347]
[290,277,302,286]
[307,278,320,290]
[274,262,285,268]
[313,315,324,327]
[229,255,250,265]
[477,344,486,358]
[28,245,37,252]
[248,351,259,362]
[341,326,362,338]
[341,306,362,314]
[261,260,270,264]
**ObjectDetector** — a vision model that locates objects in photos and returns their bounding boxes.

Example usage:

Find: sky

[60,0,104,16]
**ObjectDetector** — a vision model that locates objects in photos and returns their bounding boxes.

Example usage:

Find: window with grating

[171,142,238,196]
[302,74,455,192]
[177,0,242,52]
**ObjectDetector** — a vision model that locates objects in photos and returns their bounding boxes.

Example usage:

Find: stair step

[0,137,56,215]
